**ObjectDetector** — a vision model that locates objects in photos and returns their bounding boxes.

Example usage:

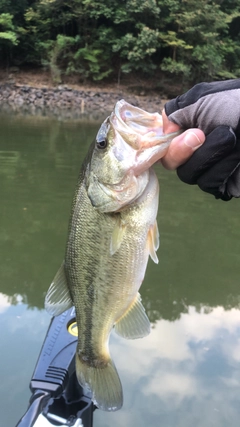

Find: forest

[0,0,240,86]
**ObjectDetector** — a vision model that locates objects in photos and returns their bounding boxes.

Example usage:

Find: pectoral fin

[147,220,159,264]
[114,293,151,339]
[110,218,125,256]
[45,262,73,316]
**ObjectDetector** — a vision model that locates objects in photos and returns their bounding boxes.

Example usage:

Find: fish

[45,100,181,411]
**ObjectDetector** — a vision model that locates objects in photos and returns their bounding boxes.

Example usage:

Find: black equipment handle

[15,308,94,427]
[16,391,51,427]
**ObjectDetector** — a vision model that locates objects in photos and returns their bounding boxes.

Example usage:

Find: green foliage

[0,13,18,45]
[0,12,19,65]
[73,45,112,81]
[0,0,239,83]
[0,12,14,29]
[0,31,17,43]
[39,35,77,83]
[113,24,160,74]
[161,58,191,78]
[158,0,240,82]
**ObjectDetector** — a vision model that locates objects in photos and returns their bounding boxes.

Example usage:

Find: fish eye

[95,119,109,149]
[96,138,107,149]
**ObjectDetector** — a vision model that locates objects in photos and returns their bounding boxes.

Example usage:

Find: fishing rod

[16,308,95,427]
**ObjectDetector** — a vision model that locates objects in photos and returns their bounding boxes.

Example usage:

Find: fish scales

[45,100,181,411]
[66,172,156,359]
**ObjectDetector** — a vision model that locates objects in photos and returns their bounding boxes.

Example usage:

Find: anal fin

[114,292,151,339]
[45,262,73,316]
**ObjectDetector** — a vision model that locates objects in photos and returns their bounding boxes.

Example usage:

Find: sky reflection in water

[2,296,240,426]
[96,306,240,427]
[0,112,240,426]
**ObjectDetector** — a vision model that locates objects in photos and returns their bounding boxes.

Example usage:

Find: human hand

[161,79,240,201]
[161,109,205,170]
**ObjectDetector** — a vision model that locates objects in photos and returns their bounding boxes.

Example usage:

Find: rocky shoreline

[0,83,166,120]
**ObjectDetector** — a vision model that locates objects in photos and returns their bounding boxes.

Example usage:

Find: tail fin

[76,354,123,411]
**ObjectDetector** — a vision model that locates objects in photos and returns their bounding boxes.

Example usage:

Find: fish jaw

[87,168,150,213]
[114,99,165,139]
[110,99,181,173]
[113,99,181,149]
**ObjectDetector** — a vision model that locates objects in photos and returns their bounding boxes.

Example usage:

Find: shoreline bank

[0,81,167,120]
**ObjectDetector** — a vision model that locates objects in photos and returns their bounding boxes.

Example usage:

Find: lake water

[1,110,240,427]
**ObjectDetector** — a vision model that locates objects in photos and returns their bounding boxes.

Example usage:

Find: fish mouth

[109,100,181,175]
[110,99,181,151]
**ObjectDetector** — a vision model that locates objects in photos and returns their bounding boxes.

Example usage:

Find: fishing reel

[16,308,94,427]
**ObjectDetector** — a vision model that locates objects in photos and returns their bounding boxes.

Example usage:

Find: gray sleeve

[165,80,240,135]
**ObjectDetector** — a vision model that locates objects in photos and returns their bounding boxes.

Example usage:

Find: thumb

[161,129,206,170]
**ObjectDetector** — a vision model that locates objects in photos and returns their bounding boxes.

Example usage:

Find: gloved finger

[227,164,240,197]
[164,81,240,135]
[162,108,181,133]
[197,143,240,200]
[177,126,236,184]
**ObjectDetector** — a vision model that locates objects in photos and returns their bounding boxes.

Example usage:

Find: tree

[0,13,18,66]
[158,0,240,82]
[0,0,240,84]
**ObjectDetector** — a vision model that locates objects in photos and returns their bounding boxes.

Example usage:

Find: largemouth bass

[45,100,180,411]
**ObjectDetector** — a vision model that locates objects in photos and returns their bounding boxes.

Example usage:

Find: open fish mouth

[110,99,181,150]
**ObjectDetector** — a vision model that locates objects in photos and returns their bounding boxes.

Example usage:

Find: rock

[35,90,43,98]
[15,96,24,106]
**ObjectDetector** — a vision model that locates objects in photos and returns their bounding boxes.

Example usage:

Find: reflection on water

[0,111,240,426]
[0,114,100,310]
[96,306,240,427]
[0,296,50,425]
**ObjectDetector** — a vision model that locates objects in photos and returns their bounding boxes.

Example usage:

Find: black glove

[164,79,240,201]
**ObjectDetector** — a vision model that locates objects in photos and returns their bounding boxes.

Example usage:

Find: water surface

[0,111,240,426]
